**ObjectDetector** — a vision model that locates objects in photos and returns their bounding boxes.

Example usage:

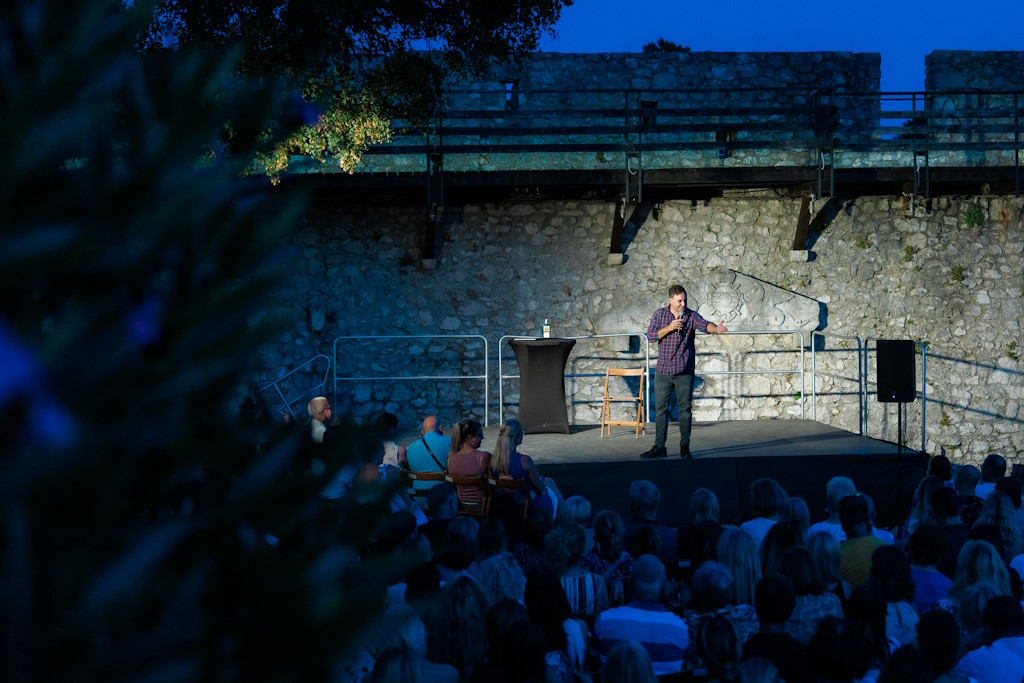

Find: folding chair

[600,367,647,438]
[444,473,491,518]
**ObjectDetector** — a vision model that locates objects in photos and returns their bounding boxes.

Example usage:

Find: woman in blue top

[491,418,562,516]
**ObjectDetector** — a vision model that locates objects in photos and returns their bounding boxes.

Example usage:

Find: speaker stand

[896,402,905,510]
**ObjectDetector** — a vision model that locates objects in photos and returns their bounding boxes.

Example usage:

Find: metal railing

[497,333,652,425]
[331,334,490,426]
[250,354,332,422]
[696,329,807,419]
[811,332,865,434]
[497,329,806,423]
[862,337,928,452]
[369,87,1024,167]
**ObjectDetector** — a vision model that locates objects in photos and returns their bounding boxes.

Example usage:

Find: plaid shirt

[646,305,709,375]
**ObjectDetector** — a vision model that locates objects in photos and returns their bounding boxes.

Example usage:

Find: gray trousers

[654,372,694,449]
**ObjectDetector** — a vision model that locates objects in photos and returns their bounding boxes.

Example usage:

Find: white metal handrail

[694,329,807,419]
[251,354,332,422]
[811,332,865,434]
[331,334,490,426]
[497,333,652,425]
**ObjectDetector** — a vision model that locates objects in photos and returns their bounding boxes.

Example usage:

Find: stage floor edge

[465,419,928,532]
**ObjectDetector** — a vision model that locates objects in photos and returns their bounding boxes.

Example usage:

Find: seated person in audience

[678,488,725,570]
[786,496,811,544]
[846,585,893,675]
[929,454,954,487]
[743,574,812,683]
[808,476,858,542]
[694,614,741,683]
[419,483,458,553]
[806,616,871,683]
[686,561,759,646]
[473,552,527,606]
[936,539,1010,635]
[627,524,663,562]
[593,554,689,676]
[471,598,529,683]
[739,478,789,550]
[907,523,953,615]
[954,464,984,529]
[624,480,678,565]
[995,476,1024,536]
[434,515,479,584]
[372,412,407,474]
[869,545,919,647]
[424,575,489,678]
[601,639,657,683]
[839,493,887,589]
[490,418,561,516]
[716,528,761,612]
[780,546,844,644]
[864,493,896,545]
[807,530,852,611]
[307,396,331,444]
[580,509,633,606]
[916,608,968,683]
[975,453,1007,501]
[363,604,459,683]
[446,419,491,509]
[515,508,554,578]
[404,414,449,489]
[954,594,1024,683]
[546,522,610,620]
[932,486,969,579]
[523,566,587,681]
[557,495,594,555]
[975,490,1024,562]
[899,475,943,543]
[760,520,801,577]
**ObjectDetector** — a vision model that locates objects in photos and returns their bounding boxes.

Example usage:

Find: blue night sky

[538,0,1023,92]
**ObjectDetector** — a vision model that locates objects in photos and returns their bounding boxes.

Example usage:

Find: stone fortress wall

[263,192,1023,465]
[262,51,1024,465]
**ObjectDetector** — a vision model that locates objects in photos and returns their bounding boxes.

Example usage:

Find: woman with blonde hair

[716,528,761,609]
[807,530,851,610]
[490,418,561,515]
[975,490,1024,561]
[937,539,1011,632]
[602,639,656,683]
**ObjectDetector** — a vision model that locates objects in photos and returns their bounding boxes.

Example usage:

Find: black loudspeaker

[876,339,916,403]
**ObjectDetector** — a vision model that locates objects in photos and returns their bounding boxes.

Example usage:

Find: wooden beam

[792,194,811,250]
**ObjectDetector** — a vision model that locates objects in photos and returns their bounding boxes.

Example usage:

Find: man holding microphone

[641,285,728,459]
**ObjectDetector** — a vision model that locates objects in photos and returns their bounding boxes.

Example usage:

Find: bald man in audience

[307,396,331,444]
[405,415,449,493]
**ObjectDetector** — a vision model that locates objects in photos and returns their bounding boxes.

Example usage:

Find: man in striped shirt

[593,554,689,675]
[642,285,728,459]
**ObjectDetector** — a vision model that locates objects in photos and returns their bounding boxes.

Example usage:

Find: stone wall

[257,193,1024,466]
[925,51,1024,92]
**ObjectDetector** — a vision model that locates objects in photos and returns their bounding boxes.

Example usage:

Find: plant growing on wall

[964,203,985,228]
[950,264,966,283]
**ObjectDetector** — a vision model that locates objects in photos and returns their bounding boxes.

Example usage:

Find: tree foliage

[141,0,573,176]
[642,37,691,53]
[0,1,407,680]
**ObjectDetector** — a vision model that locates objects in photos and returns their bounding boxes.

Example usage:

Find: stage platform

[474,419,928,531]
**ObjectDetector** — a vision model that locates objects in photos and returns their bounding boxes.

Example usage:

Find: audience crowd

[299,401,1024,683]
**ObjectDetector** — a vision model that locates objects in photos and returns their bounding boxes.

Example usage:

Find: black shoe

[679,445,692,459]
[641,445,668,459]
